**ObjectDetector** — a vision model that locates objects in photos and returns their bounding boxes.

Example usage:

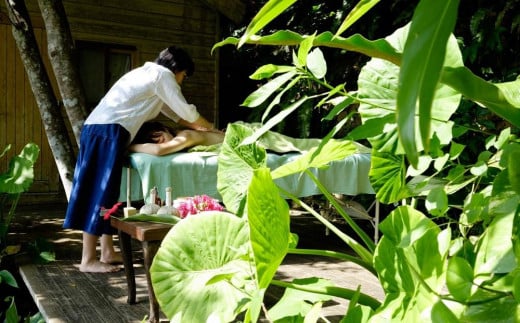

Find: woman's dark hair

[132,122,177,144]
[154,46,195,76]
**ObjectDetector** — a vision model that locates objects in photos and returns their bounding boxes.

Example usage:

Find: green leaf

[442,67,520,128]
[242,96,310,146]
[249,64,295,80]
[0,143,40,194]
[462,192,487,225]
[460,293,519,322]
[238,0,297,47]
[322,93,352,121]
[0,270,18,288]
[373,206,449,321]
[431,300,459,323]
[474,210,516,276]
[495,127,511,150]
[307,48,327,79]
[150,211,254,322]
[297,33,315,67]
[335,0,381,36]
[502,143,520,195]
[358,23,461,156]
[245,289,265,323]
[369,150,411,204]
[489,172,519,216]
[449,142,465,159]
[346,115,394,141]
[271,139,359,179]
[261,75,303,122]
[4,296,19,323]
[217,123,267,214]
[425,187,448,216]
[268,277,334,321]
[242,71,297,107]
[513,274,520,303]
[406,155,432,176]
[214,31,401,65]
[470,160,488,176]
[433,154,449,172]
[247,168,290,289]
[397,0,460,166]
[446,256,474,301]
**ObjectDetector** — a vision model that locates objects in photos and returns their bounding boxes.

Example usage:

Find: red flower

[175,195,224,218]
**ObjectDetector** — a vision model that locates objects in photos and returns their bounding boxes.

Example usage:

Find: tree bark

[37,0,87,147]
[4,0,75,200]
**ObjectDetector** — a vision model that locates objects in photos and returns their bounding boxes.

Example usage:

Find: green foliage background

[219,0,519,142]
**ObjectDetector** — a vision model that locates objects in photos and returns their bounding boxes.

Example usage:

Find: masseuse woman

[63,46,214,272]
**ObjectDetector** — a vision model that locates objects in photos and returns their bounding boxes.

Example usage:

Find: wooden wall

[0,0,236,204]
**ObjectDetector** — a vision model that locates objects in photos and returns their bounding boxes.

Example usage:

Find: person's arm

[128,130,224,156]
[156,72,204,125]
[129,134,191,156]
[177,116,215,131]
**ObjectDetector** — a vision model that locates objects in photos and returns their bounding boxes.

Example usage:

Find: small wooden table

[110,216,173,323]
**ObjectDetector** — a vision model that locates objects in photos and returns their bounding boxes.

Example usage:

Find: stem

[270,279,382,310]
[281,190,374,264]
[288,247,377,276]
[305,170,376,252]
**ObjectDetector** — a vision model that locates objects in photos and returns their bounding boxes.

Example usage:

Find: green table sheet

[119,151,374,203]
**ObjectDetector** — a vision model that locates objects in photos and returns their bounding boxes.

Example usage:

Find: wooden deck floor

[19,260,166,323]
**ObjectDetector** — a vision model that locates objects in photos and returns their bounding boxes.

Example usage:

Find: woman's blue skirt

[63,124,129,236]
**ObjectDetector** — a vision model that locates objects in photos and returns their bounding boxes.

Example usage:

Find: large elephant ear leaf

[357,23,462,155]
[217,123,267,214]
[248,168,290,289]
[369,150,412,204]
[150,211,255,322]
[0,143,40,194]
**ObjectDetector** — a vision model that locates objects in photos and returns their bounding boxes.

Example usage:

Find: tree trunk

[4,0,75,200]
[37,0,87,147]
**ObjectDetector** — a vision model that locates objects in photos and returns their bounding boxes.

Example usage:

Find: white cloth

[85,62,200,141]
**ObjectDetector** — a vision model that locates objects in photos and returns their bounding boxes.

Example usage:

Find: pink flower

[175,195,224,218]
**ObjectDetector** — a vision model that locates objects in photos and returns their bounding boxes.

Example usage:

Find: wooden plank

[19,261,160,323]
[0,25,7,172]
[62,2,217,35]
[100,0,203,19]
[200,0,246,24]
[14,32,25,164]
[69,18,216,48]
[4,23,16,171]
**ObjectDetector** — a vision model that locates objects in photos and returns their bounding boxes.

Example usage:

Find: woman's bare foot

[79,260,121,273]
[100,251,123,264]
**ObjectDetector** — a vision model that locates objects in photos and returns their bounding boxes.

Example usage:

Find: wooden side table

[110,216,173,323]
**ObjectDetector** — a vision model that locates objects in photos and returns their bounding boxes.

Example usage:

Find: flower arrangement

[174,195,224,218]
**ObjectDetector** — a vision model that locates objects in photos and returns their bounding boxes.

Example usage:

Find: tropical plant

[149,0,520,321]
[0,143,46,323]
[0,143,40,249]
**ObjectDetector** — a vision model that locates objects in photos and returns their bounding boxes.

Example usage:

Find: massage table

[118,151,375,203]
[118,150,379,239]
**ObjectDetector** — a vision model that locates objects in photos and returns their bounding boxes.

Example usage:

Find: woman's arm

[177,116,215,131]
[129,130,224,156]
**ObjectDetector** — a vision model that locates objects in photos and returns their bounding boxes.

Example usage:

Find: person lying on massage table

[129,121,224,156]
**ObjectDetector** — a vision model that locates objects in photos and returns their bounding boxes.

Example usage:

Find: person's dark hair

[132,122,177,144]
[154,46,195,76]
